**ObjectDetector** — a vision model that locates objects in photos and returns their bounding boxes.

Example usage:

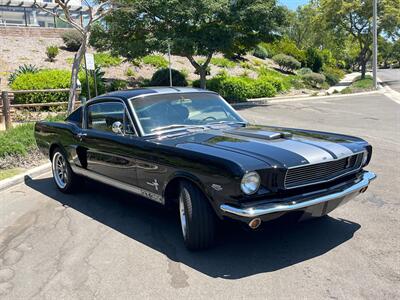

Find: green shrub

[94,52,122,67]
[278,39,306,64]
[258,75,286,92]
[288,75,305,89]
[11,68,105,103]
[259,42,276,58]
[108,79,128,91]
[297,67,313,75]
[257,66,294,92]
[251,58,267,67]
[252,45,269,60]
[125,67,135,77]
[142,55,168,68]
[8,64,39,84]
[149,68,188,86]
[210,57,236,68]
[61,30,82,51]
[302,72,326,88]
[11,69,71,103]
[46,46,59,62]
[272,54,301,72]
[0,123,36,158]
[320,49,336,66]
[261,39,306,64]
[305,48,323,72]
[194,75,277,102]
[322,66,345,86]
[240,61,252,69]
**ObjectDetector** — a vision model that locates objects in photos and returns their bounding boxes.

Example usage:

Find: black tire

[178,180,216,250]
[51,147,79,193]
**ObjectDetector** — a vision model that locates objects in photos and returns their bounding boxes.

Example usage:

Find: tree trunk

[360,61,366,79]
[186,54,212,90]
[67,32,90,114]
[199,68,207,89]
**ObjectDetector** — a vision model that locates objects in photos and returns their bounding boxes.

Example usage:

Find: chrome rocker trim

[220,171,376,218]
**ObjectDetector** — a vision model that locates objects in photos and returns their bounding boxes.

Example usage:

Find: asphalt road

[378,69,400,92]
[1,93,399,299]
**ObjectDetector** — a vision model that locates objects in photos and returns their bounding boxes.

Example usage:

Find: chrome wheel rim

[52,152,67,189]
[179,194,188,239]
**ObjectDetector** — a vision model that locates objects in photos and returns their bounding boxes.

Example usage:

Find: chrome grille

[284,154,362,189]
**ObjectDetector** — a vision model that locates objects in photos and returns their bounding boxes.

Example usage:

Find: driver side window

[87,101,134,135]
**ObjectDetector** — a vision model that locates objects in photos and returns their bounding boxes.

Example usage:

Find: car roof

[91,87,217,102]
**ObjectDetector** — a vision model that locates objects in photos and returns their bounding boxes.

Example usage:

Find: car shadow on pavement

[26,176,361,279]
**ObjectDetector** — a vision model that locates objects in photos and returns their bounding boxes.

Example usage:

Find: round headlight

[362,150,369,166]
[241,171,260,195]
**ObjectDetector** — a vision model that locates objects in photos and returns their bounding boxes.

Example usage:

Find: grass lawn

[341,75,373,94]
[352,77,373,89]
[0,168,24,180]
[0,123,36,158]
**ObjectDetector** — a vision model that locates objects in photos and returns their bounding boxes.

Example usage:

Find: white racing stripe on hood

[295,138,354,159]
[267,139,334,164]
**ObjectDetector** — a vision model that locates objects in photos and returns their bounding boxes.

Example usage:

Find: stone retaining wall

[0,27,70,38]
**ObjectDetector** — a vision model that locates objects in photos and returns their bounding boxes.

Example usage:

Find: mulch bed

[0,148,46,170]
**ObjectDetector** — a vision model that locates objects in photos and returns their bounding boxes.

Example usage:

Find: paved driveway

[378,69,400,92]
[1,93,399,299]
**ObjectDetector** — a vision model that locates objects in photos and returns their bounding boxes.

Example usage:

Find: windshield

[130,93,246,135]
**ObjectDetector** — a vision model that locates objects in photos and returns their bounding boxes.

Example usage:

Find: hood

[159,125,368,168]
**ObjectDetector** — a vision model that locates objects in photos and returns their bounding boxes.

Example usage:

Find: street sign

[85,53,95,70]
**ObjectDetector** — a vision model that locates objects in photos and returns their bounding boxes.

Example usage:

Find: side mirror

[112,121,124,135]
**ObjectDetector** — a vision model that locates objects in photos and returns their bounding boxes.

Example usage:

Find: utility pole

[372,0,378,89]
[168,42,173,87]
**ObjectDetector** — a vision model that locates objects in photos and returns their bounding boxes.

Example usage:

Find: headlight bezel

[240,171,261,195]
[361,149,369,166]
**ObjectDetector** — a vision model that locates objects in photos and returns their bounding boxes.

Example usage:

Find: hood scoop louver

[224,129,292,140]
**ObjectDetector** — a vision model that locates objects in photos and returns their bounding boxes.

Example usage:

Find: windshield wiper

[207,121,247,126]
[150,124,206,133]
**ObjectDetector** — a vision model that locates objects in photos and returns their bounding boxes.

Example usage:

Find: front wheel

[178,181,216,250]
[51,148,78,193]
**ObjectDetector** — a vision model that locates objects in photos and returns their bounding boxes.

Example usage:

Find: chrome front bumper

[220,171,376,219]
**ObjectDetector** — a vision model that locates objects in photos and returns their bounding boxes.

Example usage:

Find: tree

[34,0,112,114]
[285,2,347,58]
[319,0,400,79]
[392,39,400,66]
[90,0,286,88]
[378,37,393,68]
[305,48,323,72]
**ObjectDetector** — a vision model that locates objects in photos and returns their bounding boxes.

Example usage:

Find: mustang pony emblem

[146,179,159,191]
[211,184,223,191]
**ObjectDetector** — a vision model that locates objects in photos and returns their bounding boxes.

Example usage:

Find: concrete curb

[269,90,383,103]
[0,163,51,192]
[232,90,381,107]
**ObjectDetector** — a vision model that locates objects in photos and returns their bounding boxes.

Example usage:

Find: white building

[0,0,87,28]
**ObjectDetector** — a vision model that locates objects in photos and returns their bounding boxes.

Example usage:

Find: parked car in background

[35,87,376,250]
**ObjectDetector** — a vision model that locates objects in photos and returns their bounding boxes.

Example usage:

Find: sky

[279,0,309,10]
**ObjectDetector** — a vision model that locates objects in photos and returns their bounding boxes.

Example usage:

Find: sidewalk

[327,72,372,94]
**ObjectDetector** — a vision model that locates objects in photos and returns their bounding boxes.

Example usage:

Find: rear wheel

[178,180,216,250]
[51,148,78,193]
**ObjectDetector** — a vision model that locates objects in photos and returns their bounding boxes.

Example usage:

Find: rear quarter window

[66,107,82,127]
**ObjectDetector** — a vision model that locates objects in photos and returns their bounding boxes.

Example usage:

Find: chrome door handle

[76,133,87,139]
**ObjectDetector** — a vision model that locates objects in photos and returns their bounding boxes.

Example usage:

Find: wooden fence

[0,89,81,130]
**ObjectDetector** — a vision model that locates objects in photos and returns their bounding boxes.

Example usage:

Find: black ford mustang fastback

[35,87,376,250]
